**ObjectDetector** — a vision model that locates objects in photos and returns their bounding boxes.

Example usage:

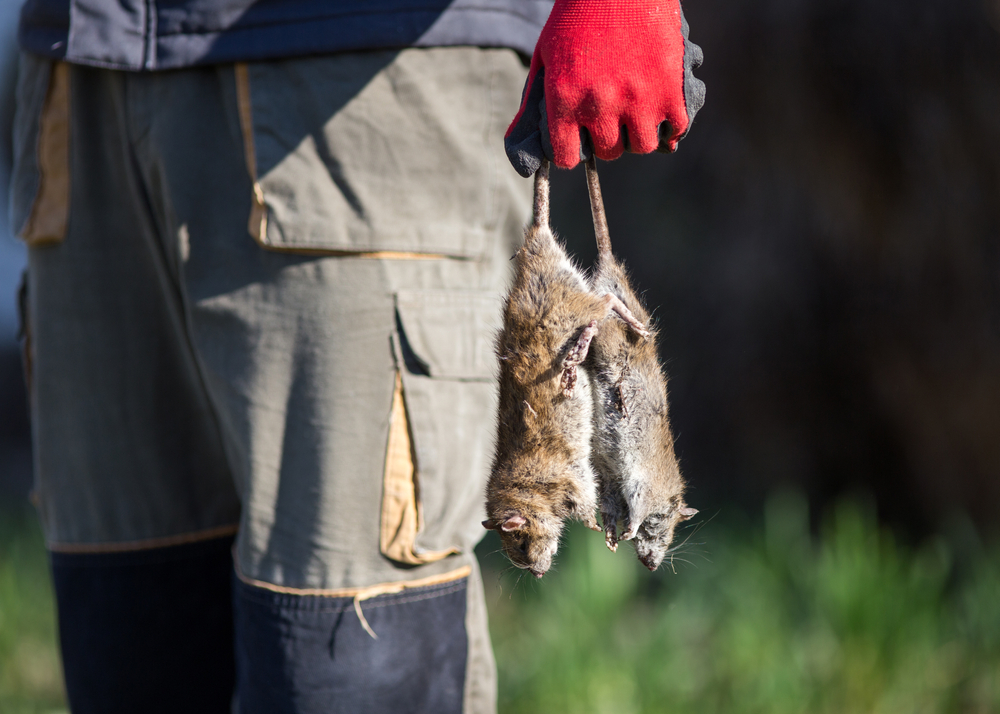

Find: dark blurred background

[1,1,31,512]
[1,0,998,533]
[547,0,1000,539]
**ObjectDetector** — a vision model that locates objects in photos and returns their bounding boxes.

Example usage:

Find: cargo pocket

[381,290,502,564]
[233,48,507,258]
[10,56,70,246]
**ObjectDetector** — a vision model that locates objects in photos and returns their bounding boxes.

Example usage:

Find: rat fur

[484,159,643,578]
[583,157,698,571]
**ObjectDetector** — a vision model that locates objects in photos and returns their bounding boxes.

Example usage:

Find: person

[10,0,703,711]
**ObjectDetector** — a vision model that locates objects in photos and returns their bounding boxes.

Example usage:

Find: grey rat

[583,156,698,571]
[484,158,645,578]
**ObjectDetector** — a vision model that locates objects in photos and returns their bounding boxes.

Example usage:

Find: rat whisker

[664,540,706,555]
[668,555,698,569]
[508,570,527,599]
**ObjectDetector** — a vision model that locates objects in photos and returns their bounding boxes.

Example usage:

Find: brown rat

[484,159,644,578]
[583,157,698,571]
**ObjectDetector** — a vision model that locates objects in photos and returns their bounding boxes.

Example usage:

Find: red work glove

[505,0,705,177]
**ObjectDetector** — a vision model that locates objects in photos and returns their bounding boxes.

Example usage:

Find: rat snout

[637,545,665,572]
[530,551,553,578]
[639,553,660,572]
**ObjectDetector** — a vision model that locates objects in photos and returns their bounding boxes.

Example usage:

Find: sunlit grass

[480,494,1000,714]
[0,508,65,713]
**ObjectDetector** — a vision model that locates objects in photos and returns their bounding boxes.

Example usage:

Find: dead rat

[583,156,698,571]
[484,158,646,578]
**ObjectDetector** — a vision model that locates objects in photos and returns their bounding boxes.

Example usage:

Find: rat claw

[604,524,619,552]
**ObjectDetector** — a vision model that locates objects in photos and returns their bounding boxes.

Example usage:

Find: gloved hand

[505,0,705,177]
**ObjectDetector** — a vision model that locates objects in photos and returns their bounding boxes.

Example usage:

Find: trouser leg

[11,54,241,712]
[164,49,527,713]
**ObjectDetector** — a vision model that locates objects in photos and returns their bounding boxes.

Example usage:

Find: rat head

[482,509,562,578]
[633,501,699,572]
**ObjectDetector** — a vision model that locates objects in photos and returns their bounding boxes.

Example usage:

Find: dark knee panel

[51,535,236,714]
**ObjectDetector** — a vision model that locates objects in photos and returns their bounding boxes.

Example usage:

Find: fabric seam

[234,559,471,598]
[21,61,70,246]
[236,580,468,611]
[154,7,545,39]
[47,523,240,553]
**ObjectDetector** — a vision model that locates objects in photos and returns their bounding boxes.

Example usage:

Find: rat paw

[560,364,578,397]
[621,521,639,541]
[604,523,619,552]
[560,321,600,397]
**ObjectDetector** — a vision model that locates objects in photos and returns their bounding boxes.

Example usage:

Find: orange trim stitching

[234,560,471,598]
[234,63,269,243]
[47,524,239,554]
[247,245,449,260]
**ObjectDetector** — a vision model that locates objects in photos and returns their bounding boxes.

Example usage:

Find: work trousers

[11,47,531,713]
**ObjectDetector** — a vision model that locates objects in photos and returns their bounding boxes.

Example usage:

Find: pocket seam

[394,289,501,381]
[379,371,458,566]
[20,61,70,246]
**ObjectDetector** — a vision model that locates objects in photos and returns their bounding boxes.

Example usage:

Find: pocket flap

[239,51,506,258]
[394,290,502,380]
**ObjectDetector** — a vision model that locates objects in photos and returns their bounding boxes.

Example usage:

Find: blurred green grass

[0,508,65,713]
[1,496,997,713]
[480,494,1000,714]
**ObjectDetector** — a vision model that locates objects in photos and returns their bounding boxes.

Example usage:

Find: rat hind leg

[602,293,649,338]
[605,520,620,552]
[600,487,626,552]
[621,520,639,541]
[560,320,599,396]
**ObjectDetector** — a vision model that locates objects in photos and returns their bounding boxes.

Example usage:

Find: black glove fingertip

[504,66,548,177]
[579,126,594,162]
[656,120,675,153]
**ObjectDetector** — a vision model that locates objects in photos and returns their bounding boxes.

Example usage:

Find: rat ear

[482,519,499,531]
[678,507,699,521]
[500,514,527,532]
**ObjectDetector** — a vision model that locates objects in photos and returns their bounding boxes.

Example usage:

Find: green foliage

[481,494,1000,714]
[1,497,997,713]
[0,508,66,713]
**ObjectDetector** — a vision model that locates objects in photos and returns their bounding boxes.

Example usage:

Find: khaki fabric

[11,48,532,714]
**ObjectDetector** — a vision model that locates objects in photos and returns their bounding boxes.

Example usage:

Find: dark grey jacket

[18,0,552,71]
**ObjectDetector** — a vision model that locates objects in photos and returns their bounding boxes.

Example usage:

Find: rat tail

[531,158,550,230]
[585,156,613,263]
